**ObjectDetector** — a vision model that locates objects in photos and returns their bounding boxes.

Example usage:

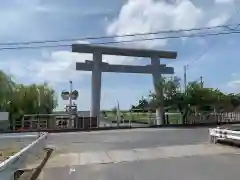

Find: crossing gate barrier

[209,127,240,143]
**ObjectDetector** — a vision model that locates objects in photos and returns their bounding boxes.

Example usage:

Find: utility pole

[183,65,187,91]
[116,100,120,127]
[69,80,73,128]
[200,76,203,88]
[69,80,73,112]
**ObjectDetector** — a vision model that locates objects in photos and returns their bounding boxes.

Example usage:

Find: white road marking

[69,167,76,174]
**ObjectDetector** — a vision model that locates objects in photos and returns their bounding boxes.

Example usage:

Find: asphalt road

[39,128,240,180]
[0,132,38,149]
[46,128,208,153]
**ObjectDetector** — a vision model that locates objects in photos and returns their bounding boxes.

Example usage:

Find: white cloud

[0,48,138,86]
[215,0,236,4]
[33,51,92,84]
[75,40,90,44]
[207,14,230,26]
[222,72,240,92]
[107,0,204,48]
[0,60,29,79]
[228,80,240,87]
[226,79,240,93]
[0,51,91,85]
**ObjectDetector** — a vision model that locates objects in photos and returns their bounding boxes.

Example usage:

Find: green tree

[0,71,15,110]
[135,75,240,123]
[149,76,181,110]
[112,106,117,115]
[0,70,58,129]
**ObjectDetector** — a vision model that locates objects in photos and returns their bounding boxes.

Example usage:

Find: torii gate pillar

[151,55,164,125]
[91,51,102,120]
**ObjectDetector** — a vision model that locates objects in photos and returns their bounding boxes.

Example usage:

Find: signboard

[70,90,79,100]
[61,90,79,100]
[61,91,70,100]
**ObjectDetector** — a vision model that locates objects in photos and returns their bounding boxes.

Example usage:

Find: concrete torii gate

[72,44,177,125]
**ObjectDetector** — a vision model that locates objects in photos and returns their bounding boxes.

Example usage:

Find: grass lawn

[105,111,182,124]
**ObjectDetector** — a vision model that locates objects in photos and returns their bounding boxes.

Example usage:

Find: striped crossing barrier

[209,127,240,143]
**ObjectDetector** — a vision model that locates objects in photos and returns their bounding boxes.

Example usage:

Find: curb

[16,148,53,180]
[28,148,53,180]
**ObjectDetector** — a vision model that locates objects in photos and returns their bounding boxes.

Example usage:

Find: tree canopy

[132,76,240,113]
[0,70,57,128]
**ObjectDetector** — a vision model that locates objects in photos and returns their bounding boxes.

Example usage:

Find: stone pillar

[151,55,164,125]
[91,51,102,125]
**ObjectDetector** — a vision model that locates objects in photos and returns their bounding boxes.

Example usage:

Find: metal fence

[14,111,240,132]
[18,114,99,131]
[103,111,240,126]
[184,112,240,125]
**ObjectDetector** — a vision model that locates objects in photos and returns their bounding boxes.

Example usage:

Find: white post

[151,55,164,126]
[91,51,102,125]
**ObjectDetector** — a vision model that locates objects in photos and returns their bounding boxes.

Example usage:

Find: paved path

[37,128,240,180]
[44,143,239,167]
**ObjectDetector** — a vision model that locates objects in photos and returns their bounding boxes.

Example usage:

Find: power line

[225,24,240,31]
[0,23,240,47]
[0,30,240,51]
[183,4,240,90]
[186,6,240,67]
[98,31,240,45]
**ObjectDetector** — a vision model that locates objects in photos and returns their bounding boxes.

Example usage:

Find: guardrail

[209,127,240,143]
[0,132,48,180]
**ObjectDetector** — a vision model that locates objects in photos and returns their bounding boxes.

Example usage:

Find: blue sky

[1,0,240,110]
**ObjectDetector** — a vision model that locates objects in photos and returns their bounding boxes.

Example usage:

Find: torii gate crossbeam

[72,44,177,126]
